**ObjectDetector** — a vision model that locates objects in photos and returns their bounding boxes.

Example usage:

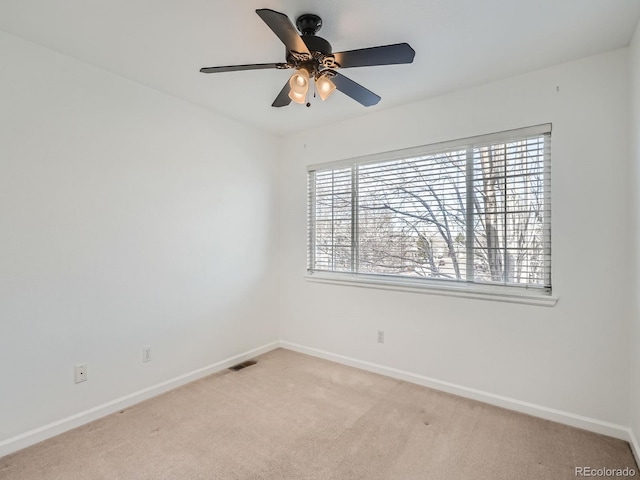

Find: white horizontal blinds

[471,133,551,289]
[357,151,468,280]
[311,167,353,272]
[307,124,551,292]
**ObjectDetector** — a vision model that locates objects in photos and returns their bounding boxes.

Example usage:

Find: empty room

[2,0,640,478]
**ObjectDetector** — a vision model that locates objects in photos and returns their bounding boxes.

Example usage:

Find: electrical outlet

[74,364,87,383]
[377,330,385,344]
[142,346,151,363]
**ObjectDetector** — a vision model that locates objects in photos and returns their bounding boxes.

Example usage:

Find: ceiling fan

[200,9,415,108]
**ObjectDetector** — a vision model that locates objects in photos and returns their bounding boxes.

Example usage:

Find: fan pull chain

[307,78,313,107]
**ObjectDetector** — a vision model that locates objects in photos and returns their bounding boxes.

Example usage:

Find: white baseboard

[280,341,631,442]
[630,428,640,468]
[0,341,279,459]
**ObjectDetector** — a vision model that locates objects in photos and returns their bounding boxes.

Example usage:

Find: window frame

[306,124,556,307]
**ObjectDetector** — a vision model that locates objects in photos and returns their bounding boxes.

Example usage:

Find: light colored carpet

[0,348,637,479]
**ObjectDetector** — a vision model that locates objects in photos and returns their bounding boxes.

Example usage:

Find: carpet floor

[0,348,637,479]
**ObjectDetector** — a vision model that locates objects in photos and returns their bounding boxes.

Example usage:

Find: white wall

[630,19,640,456]
[279,49,632,432]
[0,31,280,451]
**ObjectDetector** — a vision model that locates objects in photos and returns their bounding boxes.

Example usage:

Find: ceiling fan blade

[256,9,310,55]
[272,81,292,107]
[332,72,380,107]
[334,43,415,68]
[200,63,285,74]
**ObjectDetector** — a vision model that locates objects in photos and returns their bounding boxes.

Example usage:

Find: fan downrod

[296,14,322,36]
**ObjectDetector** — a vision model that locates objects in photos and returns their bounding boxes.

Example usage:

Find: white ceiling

[1,0,639,136]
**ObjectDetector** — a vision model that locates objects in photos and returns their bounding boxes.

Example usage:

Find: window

[307,124,552,299]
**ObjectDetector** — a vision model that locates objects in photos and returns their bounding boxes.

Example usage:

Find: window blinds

[307,125,551,292]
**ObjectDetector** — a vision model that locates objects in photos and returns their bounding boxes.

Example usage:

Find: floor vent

[229,360,257,371]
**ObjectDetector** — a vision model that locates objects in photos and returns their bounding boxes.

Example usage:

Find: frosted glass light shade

[288,69,310,104]
[316,75,336,101]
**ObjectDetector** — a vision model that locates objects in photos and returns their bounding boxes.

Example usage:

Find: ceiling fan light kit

[200,9,415,109]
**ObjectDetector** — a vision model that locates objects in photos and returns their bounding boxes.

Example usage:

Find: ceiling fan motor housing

[296,14,332,55]
[285,14,335,78]
[296,14,322,35]
[301,35,332,55]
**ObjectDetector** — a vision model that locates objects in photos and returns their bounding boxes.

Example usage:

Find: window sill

[305,272,558,307]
